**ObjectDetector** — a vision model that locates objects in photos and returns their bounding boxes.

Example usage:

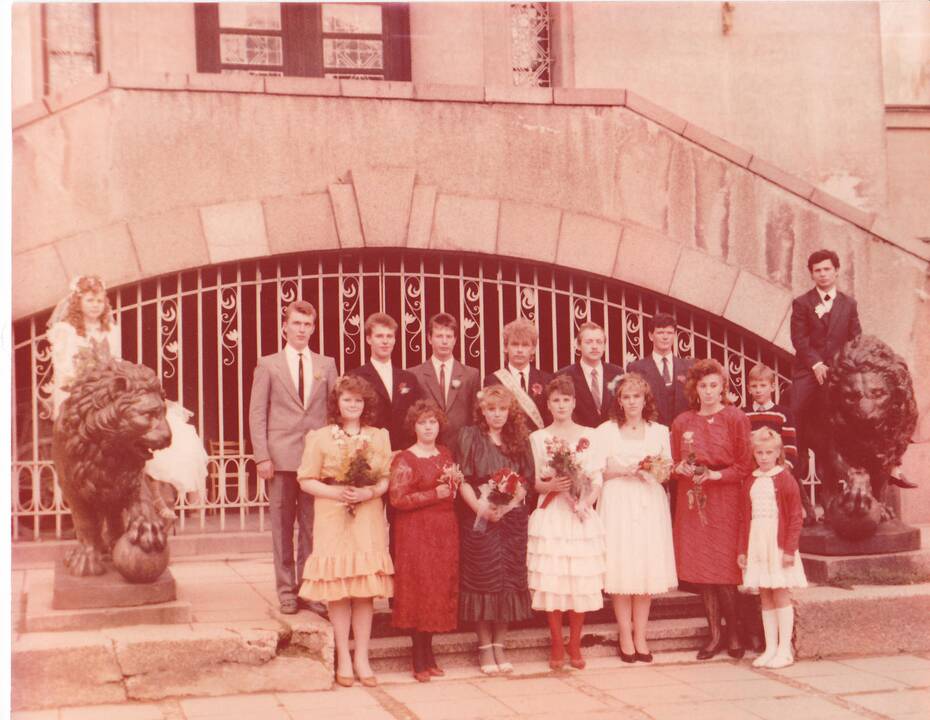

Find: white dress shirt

[284,344,312,407]
[752,401,775,412]
[508,364,530,391]
[816,286,836,314]
[370,357,394,400]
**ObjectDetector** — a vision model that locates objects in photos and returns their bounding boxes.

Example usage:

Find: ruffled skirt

[527,493,606,612]
[145,402,209,496]
[741,516,808,592]
[299,495,394,602]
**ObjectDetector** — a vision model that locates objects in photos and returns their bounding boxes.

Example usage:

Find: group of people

[44,249,862,688]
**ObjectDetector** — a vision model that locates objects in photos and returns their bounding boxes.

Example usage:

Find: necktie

[520,371,527,392]
[297,352,305,408]
[438,362,447,408]
[590,367,601,412]
[662,356,672,386]
[823,293,831,302]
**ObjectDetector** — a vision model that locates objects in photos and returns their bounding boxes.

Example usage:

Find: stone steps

[368,617,709,673]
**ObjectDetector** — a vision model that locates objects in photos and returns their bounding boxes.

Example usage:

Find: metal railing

[11,249,798,540]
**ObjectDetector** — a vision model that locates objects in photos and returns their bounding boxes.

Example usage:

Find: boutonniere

[814,303,827,319]
[676,375,686,384]
[451,378,461,389]
[607,375,621,393]
[313,369,322,381]
[530,382,543,398]
[398,381,410,395]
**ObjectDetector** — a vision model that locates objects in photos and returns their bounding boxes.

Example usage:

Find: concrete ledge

[553,87,627,106]
[626,90,688,134]
[186,72,264,94]
[12,631,126,710]
[109,70,188,91]
[413,83,485,103]
[264,76,340,97]
[810,188,876,231]
[794,583,930,658]
[485,85,553,105]
[749,156,815,200]
[683,122,753,168]
[43,73,110,113]
[12,100,49,129]
[340,79,413,99]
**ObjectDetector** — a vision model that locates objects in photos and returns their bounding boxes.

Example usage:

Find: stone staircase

[368,591,708,673]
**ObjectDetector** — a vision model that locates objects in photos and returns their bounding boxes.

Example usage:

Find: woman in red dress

[389,400,460,682]
[671,359,753,660]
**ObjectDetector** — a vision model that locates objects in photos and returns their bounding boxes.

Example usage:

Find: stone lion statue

[53,341,173,579]
[824,334,918,537]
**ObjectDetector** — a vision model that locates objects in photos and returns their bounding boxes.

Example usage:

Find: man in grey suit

[409,312,480,449]
[249,300,337,614]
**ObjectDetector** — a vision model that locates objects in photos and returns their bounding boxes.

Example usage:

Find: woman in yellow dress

[298,376,394,687]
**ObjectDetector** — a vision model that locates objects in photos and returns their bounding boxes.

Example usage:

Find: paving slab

[276,687,382,712]
[582,667,682,690]
[736,695,872,720]
[59,703,164,720]
[10,711,60,720]
[178,693,282,718]
[797,669,909,694]
[843,688,930,716]
[640,700,760,720]
[405,696,517,720]
[495,690,612,714]
[605,682,714,705]
[685,677,804,700]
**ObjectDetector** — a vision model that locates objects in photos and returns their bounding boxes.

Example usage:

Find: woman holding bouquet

[298,376,394,687]
[456,385,535,675]
[389,400,461,682]
[528,376,606,671]
[591,373,676,663]
[670,359,753,660]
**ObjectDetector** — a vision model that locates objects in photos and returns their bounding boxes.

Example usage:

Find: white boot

[752,609,778,667]
[766,605,795,669]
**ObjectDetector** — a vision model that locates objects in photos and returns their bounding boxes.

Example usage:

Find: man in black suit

[409,312,481,448]
[790,249,862,491]
[557,321,624,428]
[625,313,694,427]
[349,312,422,450]
[484,317,552,431]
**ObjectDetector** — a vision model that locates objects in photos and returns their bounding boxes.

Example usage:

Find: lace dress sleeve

[389,453,441,511]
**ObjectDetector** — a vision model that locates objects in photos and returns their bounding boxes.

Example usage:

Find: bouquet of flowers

[474,468,526,532]
[637,454,673,484]
[540,436,592,513]
[337,436,377,517]
[682,431,708,525]
[438,462,464,500]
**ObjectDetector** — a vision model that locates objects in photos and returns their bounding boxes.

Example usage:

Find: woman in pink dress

[671,359,753,660]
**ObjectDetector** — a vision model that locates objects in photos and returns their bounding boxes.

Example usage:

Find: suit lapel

[274,352,302,406]
[361,363,391,404]
[418,362,445,407]
[446,360,464,409]
[826,292,846,337]
[574,364,597,414]
[305,352,328,406]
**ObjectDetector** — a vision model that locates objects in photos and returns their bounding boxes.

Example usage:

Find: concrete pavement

[11,651,930,719]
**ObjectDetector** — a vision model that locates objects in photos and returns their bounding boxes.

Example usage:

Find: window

[42,3,100,94]
[195,3,410,81]
[511,3,553,88]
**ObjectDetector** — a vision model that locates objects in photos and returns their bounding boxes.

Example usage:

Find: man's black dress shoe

[299,598,328,617]
[279,599,298,615]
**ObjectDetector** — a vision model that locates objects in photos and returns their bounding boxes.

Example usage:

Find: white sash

[493,369,545,429]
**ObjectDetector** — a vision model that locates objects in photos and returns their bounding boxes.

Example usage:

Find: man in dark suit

[248,300,337,615]
[484,317,552,431]
[625,313,694,427]
[557,321,624,428]
[349,312,422,450]
[409,312,480,448]
[790,249,862,491]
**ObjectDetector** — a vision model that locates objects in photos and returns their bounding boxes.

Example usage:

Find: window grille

[42,3,99,94]
[511,3,553,88]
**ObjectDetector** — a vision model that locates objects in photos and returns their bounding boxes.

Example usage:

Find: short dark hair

[284,300,318,322]
[807,249,840,272]
[365,312,397,337]
[428,312,457,335]
[649,314,676,333]
[404,399,447,440]
[546,375,576,400]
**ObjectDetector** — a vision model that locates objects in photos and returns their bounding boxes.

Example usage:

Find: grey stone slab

[51,560,177,611]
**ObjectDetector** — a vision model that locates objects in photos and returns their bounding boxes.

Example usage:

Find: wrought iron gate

[12,249,795,541]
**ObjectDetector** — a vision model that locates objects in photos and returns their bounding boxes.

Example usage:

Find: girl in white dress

[591,372,677,663]
[47,276,208,503]
[528,376,606,671]
[737,427,807,669]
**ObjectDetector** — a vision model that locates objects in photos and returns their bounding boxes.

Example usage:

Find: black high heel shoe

[617,646,636,664]
[696,637,726,661]
[634,652,653,663]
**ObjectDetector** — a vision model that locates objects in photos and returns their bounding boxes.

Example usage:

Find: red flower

[531,382,543,397]
[576,437,590,453]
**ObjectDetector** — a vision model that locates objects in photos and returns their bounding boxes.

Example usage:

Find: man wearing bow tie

[249,301,337,615]
[789,249,862,493]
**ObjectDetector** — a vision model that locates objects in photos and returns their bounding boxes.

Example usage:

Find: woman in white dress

[47,276,208,504]
[528,376,606,671]
[591,372,677,663]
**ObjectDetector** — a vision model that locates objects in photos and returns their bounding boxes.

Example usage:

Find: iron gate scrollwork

[11,249,796,541]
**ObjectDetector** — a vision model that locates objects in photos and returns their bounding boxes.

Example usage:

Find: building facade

[11,2,930,536]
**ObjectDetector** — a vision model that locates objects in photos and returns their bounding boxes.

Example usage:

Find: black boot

[697,585,724,660]
[412,632,430,681]
[718,585,745,659]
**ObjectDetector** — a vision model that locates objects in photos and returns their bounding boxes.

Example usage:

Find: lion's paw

[127,517,167,553]
[64,544,107,576]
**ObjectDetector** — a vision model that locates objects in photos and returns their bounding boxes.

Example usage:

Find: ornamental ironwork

[511,3,553,88]
[11,249,797,541]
